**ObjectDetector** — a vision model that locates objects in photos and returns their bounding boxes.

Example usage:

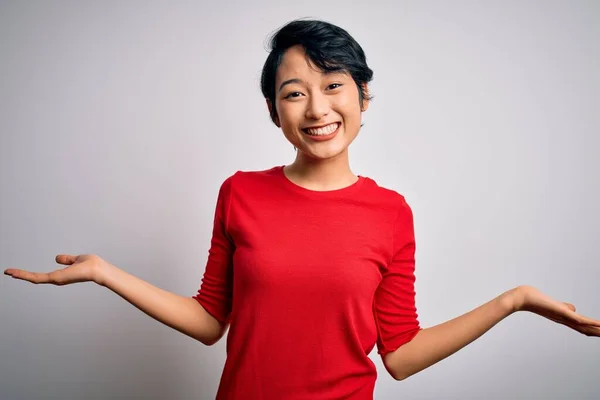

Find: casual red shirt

[193,165,421,399]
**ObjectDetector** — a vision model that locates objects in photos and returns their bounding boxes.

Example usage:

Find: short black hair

[260,18,374,126]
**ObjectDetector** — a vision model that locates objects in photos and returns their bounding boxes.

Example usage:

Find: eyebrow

[278,78,304,93]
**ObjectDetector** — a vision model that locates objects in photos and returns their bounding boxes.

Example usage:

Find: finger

[574,314,600,327]
[55,254,76,265]
[586,326,600,337]
[558,308,600,327]
[568,322,600,337]
[546,315,596,335]
[533,296,598,327]
[7,269,52,284]
[534,304,600,328]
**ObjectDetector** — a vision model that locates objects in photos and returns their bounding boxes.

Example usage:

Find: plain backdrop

[1,1,598,399]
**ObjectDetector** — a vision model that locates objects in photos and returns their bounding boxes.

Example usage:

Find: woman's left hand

[513,285,600,337]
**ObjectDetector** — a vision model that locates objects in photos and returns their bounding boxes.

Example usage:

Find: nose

[305,91,330,120]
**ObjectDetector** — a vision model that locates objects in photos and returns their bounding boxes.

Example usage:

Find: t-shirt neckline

[275,165,365,198]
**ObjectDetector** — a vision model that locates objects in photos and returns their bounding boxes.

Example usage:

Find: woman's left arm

[383,285,600,381]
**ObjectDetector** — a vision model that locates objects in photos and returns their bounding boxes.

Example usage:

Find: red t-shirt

[193,165,421,399]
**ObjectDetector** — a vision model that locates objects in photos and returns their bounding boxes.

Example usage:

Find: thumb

[55,254,77,265]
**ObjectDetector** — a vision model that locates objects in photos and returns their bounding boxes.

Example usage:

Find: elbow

[383,348,416,381]
[383,329,423,381]
[387,364,416,381]
[384,363,409,381]
[201,339,219,347]
[197,323,228,347]
[189,299,228,346]
[197,335,218,346]
[195,333,222,347]
[383,353,405,381]
[195,330,224,346]
[390,369,412,381]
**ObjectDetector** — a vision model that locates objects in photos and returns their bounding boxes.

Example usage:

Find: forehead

[275,45,347,84]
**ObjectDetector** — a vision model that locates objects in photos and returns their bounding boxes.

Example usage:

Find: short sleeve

[374,197,422,356]
[192,175,236,325]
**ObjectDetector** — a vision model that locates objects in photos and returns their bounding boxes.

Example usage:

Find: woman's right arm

[97,261,227,346]
[4,254,227,346]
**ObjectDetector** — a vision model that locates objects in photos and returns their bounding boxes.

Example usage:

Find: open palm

[3,254,101,285]
[516,285,600,337]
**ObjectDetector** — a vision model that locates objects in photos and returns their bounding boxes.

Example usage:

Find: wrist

[507,285,529,313]
[92,260,112,287]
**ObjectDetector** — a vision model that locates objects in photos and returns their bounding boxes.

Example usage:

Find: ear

[266,99,281,127]
[360,83,370,112]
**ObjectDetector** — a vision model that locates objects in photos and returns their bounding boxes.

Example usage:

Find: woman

[4,19,599,400]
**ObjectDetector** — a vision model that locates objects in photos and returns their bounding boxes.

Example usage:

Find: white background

[1,1,598,399]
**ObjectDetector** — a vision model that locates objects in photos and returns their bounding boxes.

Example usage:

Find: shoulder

[217,165,282,195]
[222,165,280,185]
[362,176,411,212]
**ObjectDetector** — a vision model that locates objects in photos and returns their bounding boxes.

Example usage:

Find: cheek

[334,91,360,109]
[335,97,361,121]
[274,104,295,130]
[277,103,302,126]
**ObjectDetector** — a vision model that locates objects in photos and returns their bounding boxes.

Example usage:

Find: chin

[301,146,349,160]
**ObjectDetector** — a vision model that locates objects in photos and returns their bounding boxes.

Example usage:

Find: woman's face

[271,45,368,161]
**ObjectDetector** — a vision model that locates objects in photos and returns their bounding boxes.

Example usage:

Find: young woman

[4,19,599,400]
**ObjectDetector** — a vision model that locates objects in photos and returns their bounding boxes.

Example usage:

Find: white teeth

[305,123,338,136]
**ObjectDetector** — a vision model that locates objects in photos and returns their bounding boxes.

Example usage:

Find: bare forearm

[95,262,224,345]
[385,288,518,380]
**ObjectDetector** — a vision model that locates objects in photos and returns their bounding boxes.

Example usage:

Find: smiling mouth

[302,122,340,136]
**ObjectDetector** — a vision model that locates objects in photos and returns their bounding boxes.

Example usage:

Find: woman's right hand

[3,254,106,286]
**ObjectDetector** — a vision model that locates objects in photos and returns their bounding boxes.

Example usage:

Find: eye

[328,83,343,90]
[284,91,303,99]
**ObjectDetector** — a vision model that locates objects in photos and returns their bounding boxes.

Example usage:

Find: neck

[284,149,358,191]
